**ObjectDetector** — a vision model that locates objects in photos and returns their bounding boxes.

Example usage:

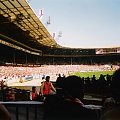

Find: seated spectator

[31,86,39,101]
[6,88,14,101]
[0,104,11,120]
[40,76,56,97]
[44,76,98,120]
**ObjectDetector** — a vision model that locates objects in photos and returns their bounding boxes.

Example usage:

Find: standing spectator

[0,80,6,101]
[0,80,5,90]
[110,68,120,102]
[56,75,65,96]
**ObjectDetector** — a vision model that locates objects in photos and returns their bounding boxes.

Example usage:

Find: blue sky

[29,0,120,48]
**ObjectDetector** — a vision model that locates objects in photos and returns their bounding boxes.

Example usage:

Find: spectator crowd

[0,65,120,120]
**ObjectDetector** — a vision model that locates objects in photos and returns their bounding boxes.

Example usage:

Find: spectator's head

[58,74,61,77]
[112,68,120,82]
[56,76,64,88]
[32,86,36,93]
[62,75,84,100]
[100,108,120,120]
[103,97,116,111]
[46,76,50,82]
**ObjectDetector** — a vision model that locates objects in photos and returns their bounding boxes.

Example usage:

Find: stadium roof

[0,0,120,57]
[0,0,61,48]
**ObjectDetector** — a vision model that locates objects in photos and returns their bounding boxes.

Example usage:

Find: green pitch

[70,71,114,79]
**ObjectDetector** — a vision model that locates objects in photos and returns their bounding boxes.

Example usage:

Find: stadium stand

[0,0,120,65]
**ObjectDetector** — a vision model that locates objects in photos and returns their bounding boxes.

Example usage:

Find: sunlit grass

[70,71,114,79]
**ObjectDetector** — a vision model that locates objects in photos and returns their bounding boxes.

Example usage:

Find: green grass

[70,70,114,79]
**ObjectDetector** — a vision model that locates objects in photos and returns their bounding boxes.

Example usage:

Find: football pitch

[71,70,114,79]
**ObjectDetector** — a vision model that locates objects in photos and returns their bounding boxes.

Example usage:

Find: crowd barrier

[1,101,44,120]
